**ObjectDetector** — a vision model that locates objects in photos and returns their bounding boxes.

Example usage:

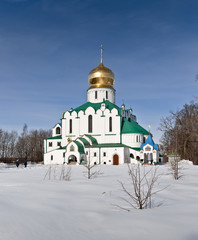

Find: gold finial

[148,125,151,135]
[100,44,104,63]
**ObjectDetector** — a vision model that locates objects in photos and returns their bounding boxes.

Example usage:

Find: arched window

[143,137,146,143]
[130,153,134,159]
[106,91,108,99]
[136,135,138,142]
[69,119,72,133]
[56,127,60,135]
[109,117,112,132]
[88,115,92,133]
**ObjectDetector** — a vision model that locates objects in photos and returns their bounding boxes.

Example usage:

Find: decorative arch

[68,155,77,164]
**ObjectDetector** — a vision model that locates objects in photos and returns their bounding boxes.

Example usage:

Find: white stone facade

[44,59,160,165]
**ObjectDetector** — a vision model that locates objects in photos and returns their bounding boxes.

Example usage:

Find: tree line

[159,101,198,165]
[0,124,51,163]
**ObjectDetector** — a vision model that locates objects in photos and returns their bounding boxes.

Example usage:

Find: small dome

[88,62,115,89]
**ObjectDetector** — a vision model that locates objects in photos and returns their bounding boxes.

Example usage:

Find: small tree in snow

[169,155,181,180]
[117,164,165,210]
[60,164,72,181]
[83,148,102,179]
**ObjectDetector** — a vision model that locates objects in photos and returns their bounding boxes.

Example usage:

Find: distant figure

[24,160,27,168]
[16,159,20,168]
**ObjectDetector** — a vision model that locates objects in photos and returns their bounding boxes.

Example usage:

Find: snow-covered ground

[0,162,198,240]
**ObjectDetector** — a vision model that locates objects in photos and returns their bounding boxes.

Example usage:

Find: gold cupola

[88,45,115,89]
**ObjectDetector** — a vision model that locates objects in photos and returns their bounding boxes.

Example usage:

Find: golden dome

[88,62,115,89]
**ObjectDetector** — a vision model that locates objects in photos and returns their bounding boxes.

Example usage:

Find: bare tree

[83,148,102,179]
[117,164,165,210]
[169,155,181,180]
[159,102,198,164]
[60,164,72,181]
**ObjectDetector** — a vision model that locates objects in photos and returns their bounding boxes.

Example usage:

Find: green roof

[121,118,149,135]
[88,143,141,151]
[74,141,85,154]
[78,137,90,147]
[46,135,62,140]
[69,100,121,115]
[84,134,98,145]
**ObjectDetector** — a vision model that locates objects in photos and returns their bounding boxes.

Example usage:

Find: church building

[44,47,160,165]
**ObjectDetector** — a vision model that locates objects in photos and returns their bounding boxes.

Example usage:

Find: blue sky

[0,0,198,142]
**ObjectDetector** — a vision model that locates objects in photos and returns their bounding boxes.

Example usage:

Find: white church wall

[44,149,65,165]
[46,139,63,152]
[85,147,125,165]
[87,88,115,103]
[122,133,143,148]
[61,118,67,146]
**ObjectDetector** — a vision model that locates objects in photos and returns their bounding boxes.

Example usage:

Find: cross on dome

[100,44,104,63]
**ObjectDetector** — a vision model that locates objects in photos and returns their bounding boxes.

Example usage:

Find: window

[130,153,134,159]
[63,152,65,158]
[51,155,53,160]
[94,152,97,157]
[88,115,93,133]
[143,137,146,143]
[69,119,72,133]
[57,142,61,146]
[109,117,112,132]
[56,127,60,135]
[86,151,88,155]
[136,136,138,142]
[95,91,97,99]
[106,91,108,99]
[103,152,106,157]
[49,142,52,147]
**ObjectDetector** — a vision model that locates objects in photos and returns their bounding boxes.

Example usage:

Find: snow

[0,163,198,240]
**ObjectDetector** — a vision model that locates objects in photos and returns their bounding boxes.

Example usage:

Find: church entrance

[68,155,77,165]
[113,154,119,165]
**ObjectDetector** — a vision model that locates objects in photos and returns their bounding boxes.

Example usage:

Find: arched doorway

[113,154,119,165]
[68,155,77,165]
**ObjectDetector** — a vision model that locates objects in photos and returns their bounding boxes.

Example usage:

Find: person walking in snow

[16,159,20,168]
[24,160,27,168]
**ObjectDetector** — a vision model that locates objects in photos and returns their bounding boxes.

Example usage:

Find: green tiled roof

[121,118,149,135]
[84,134,98,145]
[74,141,85,154]
[78,137,90,147]
[46,135,62,140]
[69,100,121,115]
